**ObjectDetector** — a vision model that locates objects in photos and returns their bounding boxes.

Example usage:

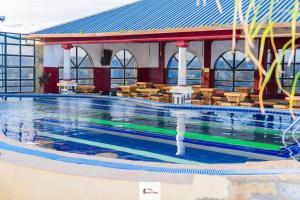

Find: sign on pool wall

[139,182,161,200]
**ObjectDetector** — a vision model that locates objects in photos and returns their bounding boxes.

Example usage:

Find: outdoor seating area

[115,83,300,110]
[116,82,173,103]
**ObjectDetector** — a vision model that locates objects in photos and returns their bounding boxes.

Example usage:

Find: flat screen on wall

[101,49,113,66]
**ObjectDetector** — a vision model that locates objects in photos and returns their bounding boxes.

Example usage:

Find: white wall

[43,43,159,68]
[44,45,63,67]
[44,40,258,70]
[211,40,259,69]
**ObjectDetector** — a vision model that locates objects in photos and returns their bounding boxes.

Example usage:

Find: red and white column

[171,41,193,104]
[176,41,189,86]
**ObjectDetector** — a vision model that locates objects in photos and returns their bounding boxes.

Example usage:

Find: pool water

[0,97,298,164]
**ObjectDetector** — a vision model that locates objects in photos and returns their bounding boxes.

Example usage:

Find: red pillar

[44,67,59,93]
[202,41,213,87]
[159,42,166,84]
[94,67,111,94]
[265,40,279,98]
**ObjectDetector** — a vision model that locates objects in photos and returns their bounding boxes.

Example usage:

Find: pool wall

[1,149,300,200]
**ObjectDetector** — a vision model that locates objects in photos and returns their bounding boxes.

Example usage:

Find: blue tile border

[0,93,298,116]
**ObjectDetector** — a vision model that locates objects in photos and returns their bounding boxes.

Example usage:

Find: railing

[282,116,300,160]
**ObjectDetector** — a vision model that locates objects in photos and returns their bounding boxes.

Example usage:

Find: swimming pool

[0,95,299,164]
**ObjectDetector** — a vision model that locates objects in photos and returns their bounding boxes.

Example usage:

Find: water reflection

[172,111,186,156]
[1,121,37,144]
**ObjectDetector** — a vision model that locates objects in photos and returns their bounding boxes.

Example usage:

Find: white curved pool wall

[1,155,300,200]
[0,152,231,200]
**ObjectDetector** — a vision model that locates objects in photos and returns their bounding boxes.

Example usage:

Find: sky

[0,0,137,34]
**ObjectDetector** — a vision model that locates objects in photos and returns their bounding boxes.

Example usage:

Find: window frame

[214,50,255,92]
[0,32,36,93]
[272,49,300,94]
[110,49,138,88]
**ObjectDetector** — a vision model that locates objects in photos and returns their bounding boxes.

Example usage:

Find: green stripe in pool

[88,118,282,151]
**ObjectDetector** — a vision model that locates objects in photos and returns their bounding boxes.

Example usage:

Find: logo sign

[139,182,161,200]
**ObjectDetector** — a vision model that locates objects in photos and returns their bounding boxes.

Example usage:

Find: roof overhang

[28,22,300,45]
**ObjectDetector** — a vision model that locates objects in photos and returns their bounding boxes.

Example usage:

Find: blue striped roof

[35,0,299,35]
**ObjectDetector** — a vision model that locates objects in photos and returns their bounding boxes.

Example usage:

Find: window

[167,51,201,85]
[274,49,300,94]
[0,32,36,93]
[111,50,137,88]
[214,50,255,91]
[59,46,94,85]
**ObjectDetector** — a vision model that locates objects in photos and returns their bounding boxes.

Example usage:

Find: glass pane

[215,70,233,81]
[21,87,34,92]
[283,79,293,87]
[222,51,234,67]
[125,79,137,86]
[238,58,255,70]
[111,79,124,88]
[78,69,93,79]
[7,56,20,66]
[215,57,230,69]
[187,79,200,85]
[7,45,20,55]
[7,87,20,93]
[234,81,254,88]
[168,57,178,69]
[70,69,76,79]
[77,47,87,63]
[283,65,294,78]
[7,81,20,86]
[80,57,93,68]
[6,34,20,44]
[21,46,34,56]
[168,79,177,85]
[125,68,137,78]
[234,51,246,67]
[21,80,34,87]
[7,68,20,79]
[111,57,123,68]
[188,56,201,69]
[124,50,133,66]
[111,69,124,78]
[214,81,233,87]
[115,50,125,66]
[295,49,300,63]
[187,70,201,80]
[284,49,293,63]
[21,68,34,79]
[168,70,178,79]
[127,57,137,68]
[21,57,34,66]
[235,71,254,81]
[78,79,93,85]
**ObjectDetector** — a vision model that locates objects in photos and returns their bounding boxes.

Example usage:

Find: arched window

[274,49,300,93]
[214,50,255,91]
[59,46,94,85]
[111,50,137,88]
[167,51,201,85]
